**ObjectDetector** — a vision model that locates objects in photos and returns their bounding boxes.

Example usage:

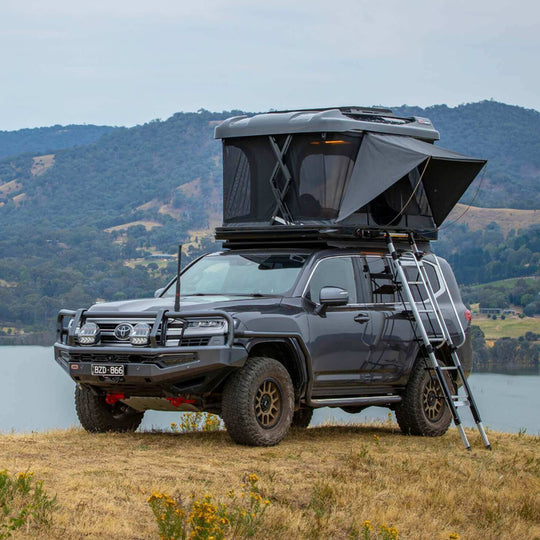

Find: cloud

[0,0,538,129]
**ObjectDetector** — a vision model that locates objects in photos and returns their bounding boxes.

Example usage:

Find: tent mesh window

[222,133,362,224]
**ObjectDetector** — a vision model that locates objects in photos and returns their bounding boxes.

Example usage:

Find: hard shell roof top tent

[214,107,486,247]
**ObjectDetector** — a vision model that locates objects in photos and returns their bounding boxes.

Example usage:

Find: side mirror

[154,288,165,298]
[315,286,349,315]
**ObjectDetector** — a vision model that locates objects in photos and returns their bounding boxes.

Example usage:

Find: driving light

[78,322,100,345]
[130,322,151,346]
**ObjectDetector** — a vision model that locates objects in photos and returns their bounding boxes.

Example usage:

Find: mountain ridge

[0,101,538,339]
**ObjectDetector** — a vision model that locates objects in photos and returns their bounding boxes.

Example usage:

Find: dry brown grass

[448,204,540,236]
[0,179,22,196]
[1,425,538,540]
[105,221,163,233]
[177,178,202,198]
[30,154,55,177]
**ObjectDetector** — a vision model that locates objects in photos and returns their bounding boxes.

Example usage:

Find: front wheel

[222,357,294,446]
[75,386,144,433]
[395,356,453,437]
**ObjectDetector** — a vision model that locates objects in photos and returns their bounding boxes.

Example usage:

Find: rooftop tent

[336,133,487,227]
[216,107,486,237]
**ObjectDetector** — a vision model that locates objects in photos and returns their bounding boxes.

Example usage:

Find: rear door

[356,255,418,386]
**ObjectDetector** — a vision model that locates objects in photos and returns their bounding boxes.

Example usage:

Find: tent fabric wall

[336,133,486,226]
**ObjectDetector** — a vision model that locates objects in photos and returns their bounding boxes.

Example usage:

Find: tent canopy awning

[336,133,486,227]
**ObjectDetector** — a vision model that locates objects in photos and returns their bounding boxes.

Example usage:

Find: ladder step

[417,309,435,313]
[439,366,458,371]
[407,281,424,285]
[453,400,470,408]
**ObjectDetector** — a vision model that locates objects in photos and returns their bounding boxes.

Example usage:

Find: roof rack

[213,107,487,249]
[216,225,437,250]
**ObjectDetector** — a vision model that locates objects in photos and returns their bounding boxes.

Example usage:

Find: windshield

[163,252,308,297]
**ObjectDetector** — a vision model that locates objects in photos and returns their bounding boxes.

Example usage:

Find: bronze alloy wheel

[222,356,294,446]
[422,377,445,422]
[254,378,282,428]
[395,356,452,437]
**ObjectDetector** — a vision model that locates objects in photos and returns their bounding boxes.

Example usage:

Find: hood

[87,295,283,315]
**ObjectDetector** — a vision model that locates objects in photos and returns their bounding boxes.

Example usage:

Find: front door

[305,256,379,397]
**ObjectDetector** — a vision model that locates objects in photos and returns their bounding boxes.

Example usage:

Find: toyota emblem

[114,323,133,340]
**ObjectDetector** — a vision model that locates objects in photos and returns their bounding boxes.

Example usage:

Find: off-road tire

[75,386,144,433]
[222,357,294,446]
[291,407,313,428]
[395,356,453,437]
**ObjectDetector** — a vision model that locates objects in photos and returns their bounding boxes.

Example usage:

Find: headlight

[186,319,226,329]
[130,322,151,346]
[78,322,100,345]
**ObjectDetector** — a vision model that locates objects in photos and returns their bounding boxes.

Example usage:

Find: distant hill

[0,124,116,160]
[0,102,539,341]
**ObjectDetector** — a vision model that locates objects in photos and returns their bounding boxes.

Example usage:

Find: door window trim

[302,254,445,307]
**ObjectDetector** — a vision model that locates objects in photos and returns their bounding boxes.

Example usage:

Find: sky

[1,0,539,130]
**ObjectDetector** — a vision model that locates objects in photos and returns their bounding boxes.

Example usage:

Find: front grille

[81,319,216,348]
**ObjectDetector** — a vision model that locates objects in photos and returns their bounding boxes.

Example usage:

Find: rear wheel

[291,407,313,428]
[75,386,144,433]
[395,356,453,437]
[222,357,294,446]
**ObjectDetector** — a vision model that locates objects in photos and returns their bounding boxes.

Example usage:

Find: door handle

[354,312,370,324]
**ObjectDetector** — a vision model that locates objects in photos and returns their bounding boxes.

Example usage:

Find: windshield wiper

[183,293,270,297]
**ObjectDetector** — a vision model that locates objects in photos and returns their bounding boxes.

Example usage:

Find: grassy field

[1,424,538,539]
[473,315,540,340]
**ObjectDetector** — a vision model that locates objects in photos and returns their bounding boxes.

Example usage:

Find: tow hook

[105,393,125,405]
[166,396,195,407]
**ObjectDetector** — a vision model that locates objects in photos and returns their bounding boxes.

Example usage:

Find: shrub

[0,470,57,539]
[147,473,270,540]
[170,412,222,433]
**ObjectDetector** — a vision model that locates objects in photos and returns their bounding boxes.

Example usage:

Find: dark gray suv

[54,245,472,446]
[55,105,484,447]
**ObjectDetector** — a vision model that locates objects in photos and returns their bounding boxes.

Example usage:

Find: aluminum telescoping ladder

[386,232,491,451]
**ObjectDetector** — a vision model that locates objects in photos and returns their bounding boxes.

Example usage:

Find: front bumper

[54,308,248,396]
[54,343,247,387]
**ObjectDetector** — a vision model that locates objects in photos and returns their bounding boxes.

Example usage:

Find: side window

[401,261,442,301]
[308,257,357,304]
[424,263,441,294]
[362,256,396,303]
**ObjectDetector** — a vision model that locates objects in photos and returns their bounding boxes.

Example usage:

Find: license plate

[91,364,125,376]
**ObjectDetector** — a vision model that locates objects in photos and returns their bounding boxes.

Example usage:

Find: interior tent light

[309,140,349,145]
[78,322,100,345]
[130,322,151,346]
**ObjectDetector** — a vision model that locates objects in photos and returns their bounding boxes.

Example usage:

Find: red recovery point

[105,393,125,405]
[166,397,195,407]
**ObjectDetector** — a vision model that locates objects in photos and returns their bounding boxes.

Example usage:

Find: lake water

[1,346,539,435]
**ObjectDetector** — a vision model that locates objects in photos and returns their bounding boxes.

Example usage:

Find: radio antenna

[174,244,182,312]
